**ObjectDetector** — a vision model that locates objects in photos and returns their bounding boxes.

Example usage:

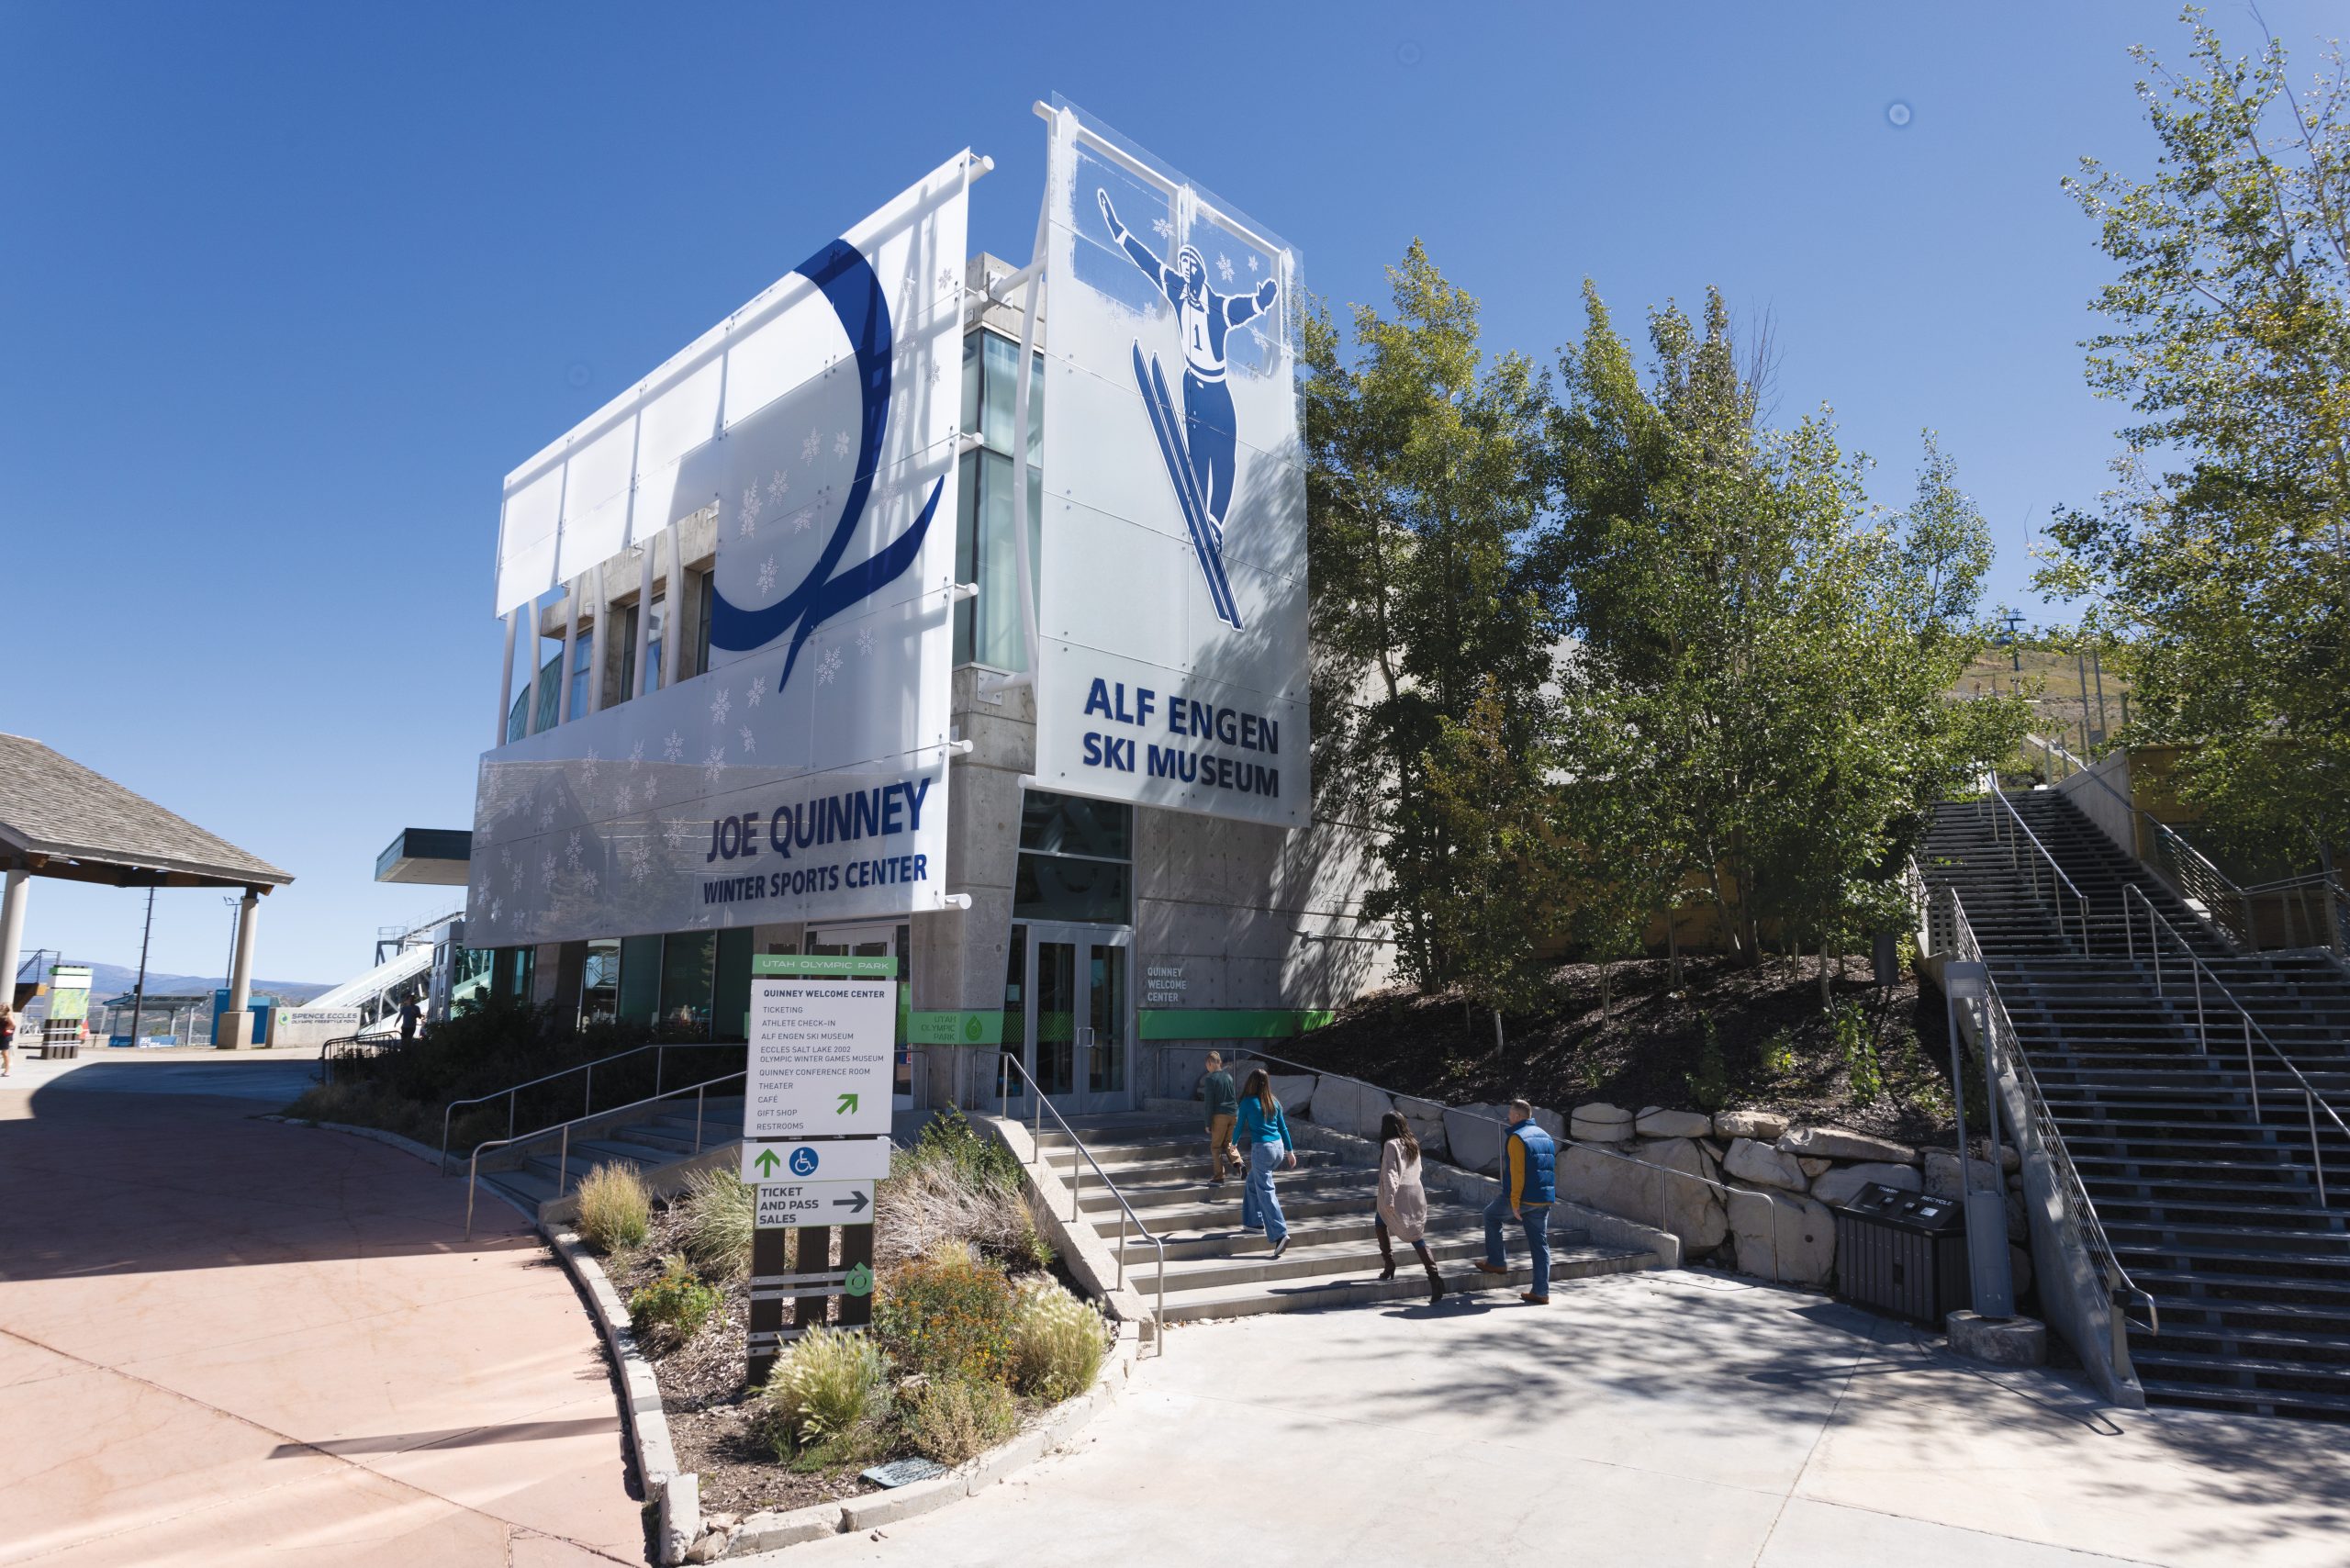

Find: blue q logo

[707,239,946,692]
[789,1146,821,1177]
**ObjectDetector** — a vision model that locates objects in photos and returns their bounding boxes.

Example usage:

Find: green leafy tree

[1304,243,1560,989]
[2042,9,2350,863]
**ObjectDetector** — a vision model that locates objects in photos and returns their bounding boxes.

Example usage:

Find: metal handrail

[439,1039,739,1171]
[1986,783,2092,952]
[464,1069,744,1240]
[998,1054,1168,1358]
[1936,883,2161,1337]
[2122,883,2348,1207]
[1206,1045,1801,1284]
[2232,871,2350,955]
[2026,734,2347,957]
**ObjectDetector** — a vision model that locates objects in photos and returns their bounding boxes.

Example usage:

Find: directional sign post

[744,956,894,1385]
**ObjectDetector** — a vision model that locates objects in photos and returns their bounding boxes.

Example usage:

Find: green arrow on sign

[836,1092,859,1115]
[753,1148,781,1177]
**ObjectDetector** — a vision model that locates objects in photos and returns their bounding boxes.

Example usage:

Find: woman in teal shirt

[1235,1069,1297,1257]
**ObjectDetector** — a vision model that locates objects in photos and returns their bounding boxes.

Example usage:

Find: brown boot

[1416,1242,1445,1304]
[1376,1225,1396,1282]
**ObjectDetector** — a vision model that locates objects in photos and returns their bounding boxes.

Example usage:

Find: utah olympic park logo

[1097,188,1277,633]
[707,239,945,692]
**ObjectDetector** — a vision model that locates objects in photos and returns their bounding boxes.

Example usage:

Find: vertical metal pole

[2310,1092,2327,1208]
[584,1062,593,1118]
[496,607,518,745]
[2245,1014,2260,1123]
[655,1046,664,1100]
[1071,1151,1082,1223]
[508,1090,516,1142]
[2192,962,2208,1055]
[694,1084,705,1154]
[465,1155,478,1242]
[1117,1207,1128,1290]
[558,1124,571,1198]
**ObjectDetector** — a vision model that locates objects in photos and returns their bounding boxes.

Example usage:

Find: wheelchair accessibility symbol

[789,1147,820,1177]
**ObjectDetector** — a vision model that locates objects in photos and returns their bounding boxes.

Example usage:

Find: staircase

[475,1097,744,1215]
[1035,1113,1655,1321]
[1921,791,2350,1420]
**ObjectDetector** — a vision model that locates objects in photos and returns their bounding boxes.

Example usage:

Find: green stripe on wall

[1137,1009,1336,1041]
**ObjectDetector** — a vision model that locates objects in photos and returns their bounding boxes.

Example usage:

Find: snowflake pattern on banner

[1216,253,1234,282]
[756,556,777,594]
[739,723,755,754]
[936,263,960,299]
[1248,254,1259,273]
[580,747,599,786]
[616,780,634,812]
[802,429,822,463]
[663,817,694,851]
[489,897,503,924]
[538,801,555,829]
[628,739,645,769]
[702,746,726,786]
[540,853,556,890]
[663,732,684,764]
[739,485,764,538]
[747,674,767,708]
[1151,217,1174,240]
[709,686,732,727]
[856,626,876,657]
[581,868,599,895]
[644,775,660,803]
[767,469,789,502]
[565,832,584,870]
[816,646,844,685]
[627,841,654,881]
[509,860,525,893]
[791,507,815,535]
[832,430,853,460]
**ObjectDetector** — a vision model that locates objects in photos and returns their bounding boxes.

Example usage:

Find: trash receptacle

[1833,1182,1969,1327]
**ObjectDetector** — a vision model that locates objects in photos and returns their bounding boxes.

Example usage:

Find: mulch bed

[1279,955,1962,1146]
[606,1208,868,1519]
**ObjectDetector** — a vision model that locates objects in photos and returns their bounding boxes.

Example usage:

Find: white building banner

[1034,101,1308,829]
[471,154,971,946]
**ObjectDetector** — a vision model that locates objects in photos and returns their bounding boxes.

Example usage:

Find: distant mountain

[17,959,333,1006]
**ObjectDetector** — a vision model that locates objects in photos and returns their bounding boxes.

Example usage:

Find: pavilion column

[217,890,261,1050]
[0,867,27,1007]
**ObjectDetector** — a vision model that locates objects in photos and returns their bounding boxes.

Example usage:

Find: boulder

[2006,1190,2029,1244]
[1266,1074,1315,1115]
[2009,1243,2033,1297]
[1570,1103,1635,1143]
[1636,1107,1713,1138]
[1946,1309,2047,1368]
[1723,1137,1808,1193]
[1924,1148,1999,1200]
[1807,1161,1923,1208]
[1777,1126,1918,1165]
[1699,1137,1729,1162]
[1396,1095,1449,1159]
[1728,1188,1835,1284]
[1311,1076,1393,1140]
[1530,1106,1567,1144]
[1626,1136,1729,1251]
[1444,1103,1514,1175]
[1796,1157,1832,1181]
[1714,1110,1787,1141]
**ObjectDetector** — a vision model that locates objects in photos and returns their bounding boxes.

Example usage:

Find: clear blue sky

[3,1,2333,985]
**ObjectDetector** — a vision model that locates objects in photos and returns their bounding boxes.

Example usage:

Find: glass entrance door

[999,921,1131,1114]
[806,924,912,1109]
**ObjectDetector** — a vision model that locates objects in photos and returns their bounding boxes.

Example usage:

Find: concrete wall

[2053,748,2139,863]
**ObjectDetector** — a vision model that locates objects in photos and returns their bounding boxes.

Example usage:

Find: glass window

[1013,855,1130,923]
[953,330,1044,670]
[506,645,564,742]
[1013,790,1133,924]
[580,938,621,1025]
[618,934,662,1022]
[658,932,714,1032]
[713,927,752,1041]
[644,595,666,694]
[566,626,594,722]
[608,603,639,708]
[1020,792,1131,859]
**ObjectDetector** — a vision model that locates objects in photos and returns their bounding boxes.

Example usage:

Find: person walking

[0,1001,15,1077]
[1473,1099,1556,1304]
[1374,1110,1444,1304]
[1234,1068,1297,1258]
[397,993,422,1045]
[1198,1050,1238,1185]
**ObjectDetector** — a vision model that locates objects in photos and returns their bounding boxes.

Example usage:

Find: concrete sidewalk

[784,1270,2350,1568]
[0,1061,645,1565]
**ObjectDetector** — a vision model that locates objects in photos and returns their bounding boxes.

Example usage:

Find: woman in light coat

[1375,1110,1444,1303]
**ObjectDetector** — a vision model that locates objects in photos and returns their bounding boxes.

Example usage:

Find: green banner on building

[1137,1008,1335,1041]
[906,1010,1004,1046]
[751,956,898,978]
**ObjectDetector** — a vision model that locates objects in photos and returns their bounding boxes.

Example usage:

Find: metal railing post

[507,1090,517,1143]
[2192,960,2208,1055]
[694,1085,706,1154]
[2246,1014,2261,1123]
[583,1063,593,1120]
[1117,1207,1128,1291]
[655,1046,665,1100]
[2311,1092,2329,1208]
[464,1152,479,1242]
[557,1123,571,1198]
[1071,1148,1082,1223]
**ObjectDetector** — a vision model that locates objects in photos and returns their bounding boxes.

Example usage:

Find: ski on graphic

[1131,342,1244,630]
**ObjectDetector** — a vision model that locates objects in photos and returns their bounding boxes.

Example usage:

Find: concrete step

[1155,1243,1646,1323]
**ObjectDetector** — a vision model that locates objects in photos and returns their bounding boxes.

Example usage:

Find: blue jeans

[1242,1140,1288,1244]
[1484,1195,1551,1295]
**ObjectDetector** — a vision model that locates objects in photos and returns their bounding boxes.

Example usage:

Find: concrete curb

[538,1224,692,1558]
[722,1336,1136,1560]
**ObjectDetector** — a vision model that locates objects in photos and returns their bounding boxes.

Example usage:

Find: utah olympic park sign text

[699,777,937,909]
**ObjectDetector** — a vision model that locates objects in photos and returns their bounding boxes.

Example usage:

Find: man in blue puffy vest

[1473,1099,1556,1304]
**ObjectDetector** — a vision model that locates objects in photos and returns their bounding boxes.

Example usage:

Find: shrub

[1685,1011,1730,1113]
[901,1373,1018,1465]
[760,1326,892,1468]
[1833,1002,1882,1103]
[1010,1278,1109,1401]
[878,1155,1053,1271]
[575,1161,651,1252]
[628,1255,718,1350]
[904,1106,1024,1192]
[874,1245,1018,1383]
[677,1168,755,1282]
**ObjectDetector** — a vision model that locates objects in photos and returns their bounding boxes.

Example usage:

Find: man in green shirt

[1198,1051,1239,1185]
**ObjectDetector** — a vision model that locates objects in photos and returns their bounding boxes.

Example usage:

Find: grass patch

[576,1161,651,1253]
[677,1168,755,1282]
[901,1375,1018,1466]
[1009,1278,1110,1401]
[760,1326,894,1470]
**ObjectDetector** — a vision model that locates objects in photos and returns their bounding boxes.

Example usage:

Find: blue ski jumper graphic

[1099,189,1274,630]
[706,238,945,691]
